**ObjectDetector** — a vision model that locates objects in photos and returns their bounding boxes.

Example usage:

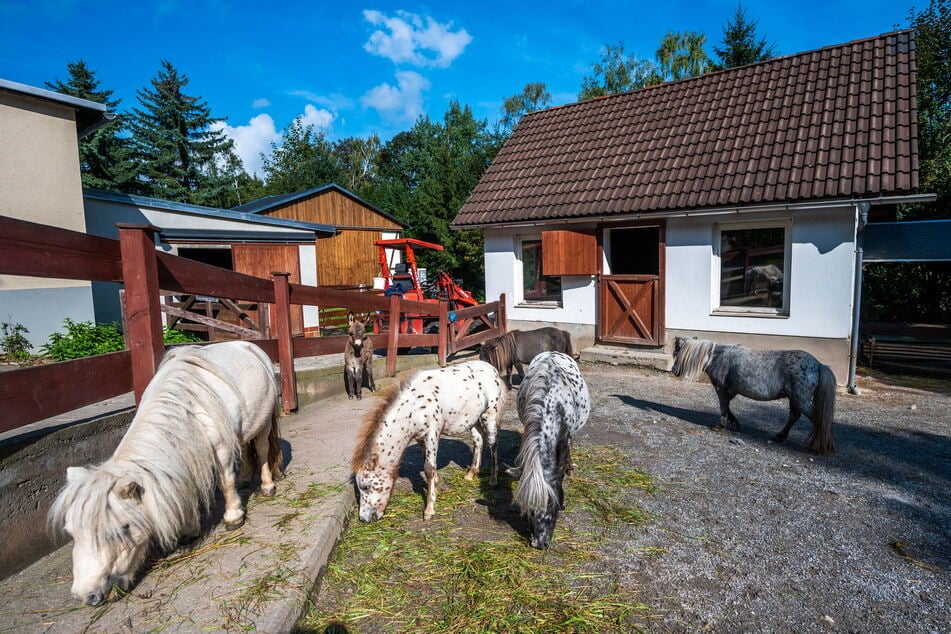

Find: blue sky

[1,1,914,177]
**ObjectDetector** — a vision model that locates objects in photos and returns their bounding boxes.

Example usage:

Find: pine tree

[713,4,777,69]
[124,60,239,204]
[45,60,132,192]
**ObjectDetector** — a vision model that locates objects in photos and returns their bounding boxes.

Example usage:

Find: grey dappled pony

[671,337,836,455]
[507,351,591,549]
[480,327,574,388]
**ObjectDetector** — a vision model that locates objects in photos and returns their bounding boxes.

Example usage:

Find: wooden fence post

[386,294,401,377]
[271,273,298,413]
[118,224,165,404]
[498,293,508,334]
[437,301,448,366]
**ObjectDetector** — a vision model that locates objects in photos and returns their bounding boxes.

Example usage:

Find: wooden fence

[0,215,506,434]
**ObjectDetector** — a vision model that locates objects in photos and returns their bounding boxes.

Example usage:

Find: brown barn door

[597,224,666,346]
[232,244,304,336]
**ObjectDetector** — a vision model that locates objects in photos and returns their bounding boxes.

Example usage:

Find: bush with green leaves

[1,321,33,362]
[40,319,126,361]
[163,325,202,344]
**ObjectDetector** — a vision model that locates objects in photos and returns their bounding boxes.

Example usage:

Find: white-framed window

[518,236,562,306]
[713,220,791,316]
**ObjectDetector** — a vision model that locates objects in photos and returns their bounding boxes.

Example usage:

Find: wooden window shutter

[541,229,598,276]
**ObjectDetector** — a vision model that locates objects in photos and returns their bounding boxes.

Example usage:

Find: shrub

[1,321,33,363]
[41,319,125,361]
[163,325,202,344]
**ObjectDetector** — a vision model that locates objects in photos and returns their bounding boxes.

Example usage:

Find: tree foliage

[500,82,552,133]
[579,42,661,100]
[712,4,777,69]
[656,31,713,81]
[262,118,344,195]
[45,60,133,192]
[907,0,951,218]
[124,60,240,205]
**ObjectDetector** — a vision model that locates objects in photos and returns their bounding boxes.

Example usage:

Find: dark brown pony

[480,327,573,388]
[345,312,376,400]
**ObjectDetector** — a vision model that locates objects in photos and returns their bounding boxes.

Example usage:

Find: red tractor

[374,238,478,334]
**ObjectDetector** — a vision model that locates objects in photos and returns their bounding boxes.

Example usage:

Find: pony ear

[66,466,91,485]
[114,478,143,502]
[348,312,355,325]
[365,452,379,471]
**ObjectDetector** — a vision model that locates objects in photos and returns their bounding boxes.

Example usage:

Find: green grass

[300,444,656,633]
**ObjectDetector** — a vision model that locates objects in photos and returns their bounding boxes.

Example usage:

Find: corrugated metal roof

[454,31,919,228]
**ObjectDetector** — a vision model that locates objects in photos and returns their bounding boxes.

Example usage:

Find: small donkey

[345,312,376,400]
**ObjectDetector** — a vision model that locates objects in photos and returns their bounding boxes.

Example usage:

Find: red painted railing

[0,215,506,433]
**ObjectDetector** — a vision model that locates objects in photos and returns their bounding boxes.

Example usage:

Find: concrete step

[580,344,673,371]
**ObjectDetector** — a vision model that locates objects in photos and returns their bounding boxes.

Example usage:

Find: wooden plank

[452,301,498,320]
[0,351,132,433]
[387,294,401,377]
[453,328,501,352]
[232,244,303,335]
[161,304,262,338]
[0,214,122,281]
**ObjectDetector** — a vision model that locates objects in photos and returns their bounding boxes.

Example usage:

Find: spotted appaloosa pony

[351,360,506,522]
[344,312,376,400]
[48,341,283,606]
[671,337,836,455]
[507,351,591,549]
[480,327,574,388]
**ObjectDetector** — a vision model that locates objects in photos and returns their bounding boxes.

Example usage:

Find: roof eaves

[0,77,111,136]
[83,188,336,236]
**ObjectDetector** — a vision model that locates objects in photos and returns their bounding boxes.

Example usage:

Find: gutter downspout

[847,202,870,394]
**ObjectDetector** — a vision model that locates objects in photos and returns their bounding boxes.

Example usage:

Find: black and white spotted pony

[507,351,590,549]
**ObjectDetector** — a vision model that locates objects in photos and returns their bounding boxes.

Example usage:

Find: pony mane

[671,338,717,380]
[350,372,418,471]
[481,332,517,373]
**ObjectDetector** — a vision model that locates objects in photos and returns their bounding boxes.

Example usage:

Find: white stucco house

[453,31,929,381]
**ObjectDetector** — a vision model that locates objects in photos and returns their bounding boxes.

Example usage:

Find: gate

[598,274,662,345]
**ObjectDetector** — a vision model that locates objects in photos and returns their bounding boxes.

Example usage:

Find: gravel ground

[568,363,950,633]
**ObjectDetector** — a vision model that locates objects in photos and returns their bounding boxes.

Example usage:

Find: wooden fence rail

[0,215,506,433]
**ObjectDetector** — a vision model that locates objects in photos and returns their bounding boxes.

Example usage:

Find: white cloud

[363,9,471,68]
[251,98,271,108]
[297,104,335,130]
[211,113,279,178]
[360,71,430,122]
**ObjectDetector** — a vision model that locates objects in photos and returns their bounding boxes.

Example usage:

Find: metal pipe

[847,202,870,393]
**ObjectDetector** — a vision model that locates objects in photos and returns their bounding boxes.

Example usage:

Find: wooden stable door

[597,224,665,346]
[232,243,304,336]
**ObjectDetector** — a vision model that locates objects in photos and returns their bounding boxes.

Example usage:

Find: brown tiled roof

[454,31,918,227]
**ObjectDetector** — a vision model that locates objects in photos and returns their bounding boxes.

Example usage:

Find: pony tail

[512,432,556,517]
[267,417,285,481]
[808,365,837,455]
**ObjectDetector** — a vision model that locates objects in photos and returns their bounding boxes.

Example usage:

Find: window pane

[522,240,562,302]
[720,227,785,308]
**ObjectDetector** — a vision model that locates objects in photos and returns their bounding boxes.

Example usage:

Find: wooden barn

[233,184,406,288]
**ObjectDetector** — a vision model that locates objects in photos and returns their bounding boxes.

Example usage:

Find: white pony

[352,360,506,522]
[48,341,283,606]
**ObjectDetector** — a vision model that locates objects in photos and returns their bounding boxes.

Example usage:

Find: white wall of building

[484,206,857,341]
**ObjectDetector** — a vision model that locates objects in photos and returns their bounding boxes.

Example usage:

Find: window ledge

[711,309,789,319]
[516,302,562,309]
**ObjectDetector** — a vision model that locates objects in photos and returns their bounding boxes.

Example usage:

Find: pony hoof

[423,512,435,521]
[772,434,787,443]
[489,477,498,487]
[224,516,246,531]
[260,484,276,497]
[464,472,475,481]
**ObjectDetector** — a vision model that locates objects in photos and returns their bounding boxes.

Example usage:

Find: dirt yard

[561,363,950,632]
[310,362,950,633]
